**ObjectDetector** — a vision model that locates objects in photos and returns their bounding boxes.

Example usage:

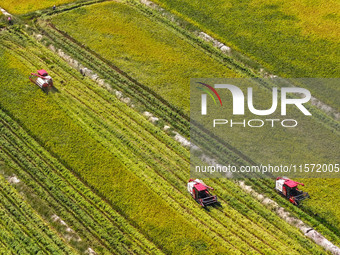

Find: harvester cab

[187,179,218,207]
[29,69,53,89]
[275,177,310,205]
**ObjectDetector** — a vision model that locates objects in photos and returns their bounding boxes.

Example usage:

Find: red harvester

[187,179,218,207]
[275,177,310,205]
[29,69,53,89]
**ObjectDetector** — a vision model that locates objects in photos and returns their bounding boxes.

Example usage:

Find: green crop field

[0,0,339,254]
[51,2,240,114]
[48,1,340,235]
[0,172,76,254]
[50,2,339,164]
[152,0,340,111]
[1,30,331,254]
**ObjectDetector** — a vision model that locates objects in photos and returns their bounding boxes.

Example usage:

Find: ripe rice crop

[0,0,76,14]
[0,28,331,253]
[152,0,340,111]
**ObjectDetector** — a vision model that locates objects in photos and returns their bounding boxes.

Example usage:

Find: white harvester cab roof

[187,179,205,195]
[275,178,286,193]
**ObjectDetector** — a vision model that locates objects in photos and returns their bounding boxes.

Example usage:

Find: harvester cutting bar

[200,196,218,206]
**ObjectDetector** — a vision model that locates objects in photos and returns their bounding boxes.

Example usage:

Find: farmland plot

[0,0,339,253]
[48,1,340,238]
[151,0,340,111]
[0,27,331,254]
[0,171,76,254]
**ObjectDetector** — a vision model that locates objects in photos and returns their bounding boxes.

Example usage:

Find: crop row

[0,173,76,254]
[0,120,145,254]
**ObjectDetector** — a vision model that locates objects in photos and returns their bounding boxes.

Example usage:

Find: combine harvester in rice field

[275,177,310,206]
[29,69,54,91]
[187,179,218,207]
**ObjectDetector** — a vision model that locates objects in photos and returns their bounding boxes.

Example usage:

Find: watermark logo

[198,83,311,116]
[191,78,339,179]
[196,82,223,114]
